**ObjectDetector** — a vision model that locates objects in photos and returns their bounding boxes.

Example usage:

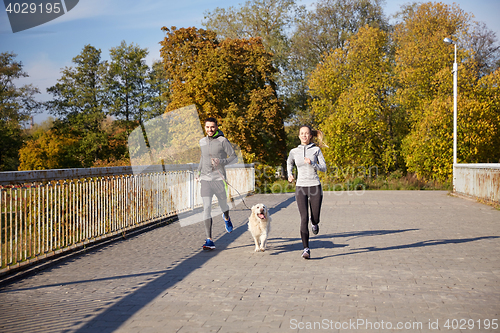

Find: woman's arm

[287,150,295,182]
[312,149,327,172]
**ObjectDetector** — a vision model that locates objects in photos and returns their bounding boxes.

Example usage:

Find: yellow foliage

[309,25,398,175]
[396,2,499,180]
[18,130,79,171]
[160,26,287,165]
[308,2,499,181]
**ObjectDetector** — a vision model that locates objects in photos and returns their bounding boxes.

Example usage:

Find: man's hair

[205,117,218,126]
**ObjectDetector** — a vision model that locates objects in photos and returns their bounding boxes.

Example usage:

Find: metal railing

[0,164,254,273]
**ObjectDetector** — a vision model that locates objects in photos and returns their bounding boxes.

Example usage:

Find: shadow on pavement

[0,270,171,294]
[268,194,296,214]
[345,236,500,256]
[71,195,295,333]
[265,230,499,261]
[268,229,419,257]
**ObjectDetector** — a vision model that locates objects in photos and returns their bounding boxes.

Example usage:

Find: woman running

[287,125,327,259]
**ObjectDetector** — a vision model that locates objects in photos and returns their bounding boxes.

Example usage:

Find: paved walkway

[0,191,499,333]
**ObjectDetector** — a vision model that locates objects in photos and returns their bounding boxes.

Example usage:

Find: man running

[197,117,237,250]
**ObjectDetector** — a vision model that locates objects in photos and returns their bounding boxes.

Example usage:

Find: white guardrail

[454,164,500,204]
[0,164,254,274]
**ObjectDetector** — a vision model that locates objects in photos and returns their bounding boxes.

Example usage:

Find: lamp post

[444,37,457,189]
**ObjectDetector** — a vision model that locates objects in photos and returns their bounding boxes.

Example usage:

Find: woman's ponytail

[302,126,329,148]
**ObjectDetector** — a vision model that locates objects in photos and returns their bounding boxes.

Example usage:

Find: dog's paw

[260,247,266,252]
[254,247,261,252]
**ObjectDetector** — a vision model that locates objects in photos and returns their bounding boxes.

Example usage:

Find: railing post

[0,188,3,267]
[190,164,195,211]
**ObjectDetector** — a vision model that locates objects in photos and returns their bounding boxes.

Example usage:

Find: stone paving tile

[0,191,499,333]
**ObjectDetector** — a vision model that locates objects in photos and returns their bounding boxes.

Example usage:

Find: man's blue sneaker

[203,239,215,250]
[222,213,233,233]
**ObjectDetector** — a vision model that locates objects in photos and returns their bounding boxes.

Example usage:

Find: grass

[361,173,452,191]
[256,172,452,194]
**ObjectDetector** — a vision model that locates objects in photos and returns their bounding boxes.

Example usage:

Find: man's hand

[288,175,294,183]
[211,158,220,167]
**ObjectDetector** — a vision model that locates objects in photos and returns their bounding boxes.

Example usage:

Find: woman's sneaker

[203,239,216,250]
[312,223,319,235]
[302,248,310,259]
[222,213,233,233]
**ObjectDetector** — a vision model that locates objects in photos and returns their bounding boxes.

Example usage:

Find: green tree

[47,44,108,167]
[105,41,150,122]
[144,61,170,121]
[0,52,41,171]
[160,26,287,165]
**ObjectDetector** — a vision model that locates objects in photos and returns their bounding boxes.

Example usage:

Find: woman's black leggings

[295,185,323,249]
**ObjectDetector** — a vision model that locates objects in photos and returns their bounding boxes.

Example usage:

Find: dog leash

[206,133,252,211]
[215,167,252,211]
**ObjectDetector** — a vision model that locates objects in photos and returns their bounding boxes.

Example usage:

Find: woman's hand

[304,157,311,164]
[288,175,294,183]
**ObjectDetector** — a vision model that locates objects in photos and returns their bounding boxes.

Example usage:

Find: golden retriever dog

[248,203,271,252]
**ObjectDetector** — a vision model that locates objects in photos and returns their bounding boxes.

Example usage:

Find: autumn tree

[473,69,500,162]
[393,2,500,180]
[18,117,80,170]
[308,1,500,181]
[18,130,80,170]
[309,25,399,176]
[92,116,134,167]
[202,0,301,124]
[0,52,42,170]
[160,26,287,166]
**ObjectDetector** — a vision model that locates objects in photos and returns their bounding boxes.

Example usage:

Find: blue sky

[1,0,499,123]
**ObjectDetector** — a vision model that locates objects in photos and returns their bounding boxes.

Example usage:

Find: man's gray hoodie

[287,143,326,187]
[198,129,237,181]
